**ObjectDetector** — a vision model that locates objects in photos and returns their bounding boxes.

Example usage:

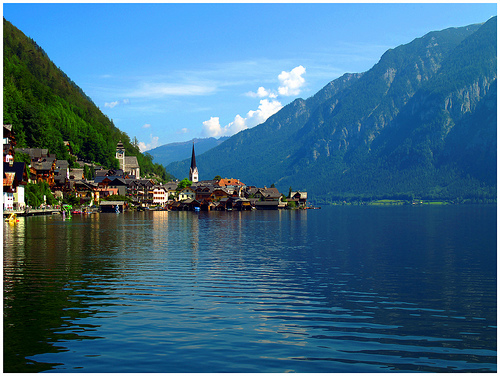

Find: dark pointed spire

[189,142,199,182]
[190,143,197,169]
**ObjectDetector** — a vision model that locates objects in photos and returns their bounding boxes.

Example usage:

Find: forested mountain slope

[3,18,169,180]
[167,18,496,203]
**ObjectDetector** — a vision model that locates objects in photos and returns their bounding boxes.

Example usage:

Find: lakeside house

[3,131,307,212]
[3,161,28,210]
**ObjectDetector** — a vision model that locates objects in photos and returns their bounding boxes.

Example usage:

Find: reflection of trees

[3,214,119,372]
[3,207,495,372]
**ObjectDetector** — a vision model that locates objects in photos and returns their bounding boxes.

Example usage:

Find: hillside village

[3,124,308,213]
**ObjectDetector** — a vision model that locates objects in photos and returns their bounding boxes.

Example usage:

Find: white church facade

[116,141,141,178]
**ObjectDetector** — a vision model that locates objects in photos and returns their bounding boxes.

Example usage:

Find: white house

[178,186,196,201]
[152,186,168,206]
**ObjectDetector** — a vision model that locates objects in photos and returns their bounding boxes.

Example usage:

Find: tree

[177,178,192,191]
[26,181,56,207]
[213,175,222,181]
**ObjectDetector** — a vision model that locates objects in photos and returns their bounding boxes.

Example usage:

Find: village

[3,124,308,214]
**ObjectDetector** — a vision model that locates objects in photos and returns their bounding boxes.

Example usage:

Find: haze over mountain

[166,17,497,203]
[147,137,228,168]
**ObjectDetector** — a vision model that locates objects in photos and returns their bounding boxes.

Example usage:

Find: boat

[5,213,19,224]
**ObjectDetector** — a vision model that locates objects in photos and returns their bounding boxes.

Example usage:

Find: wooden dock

[3,208,61,217]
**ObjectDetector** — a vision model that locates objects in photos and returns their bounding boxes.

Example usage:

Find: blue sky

[3,2,496,152]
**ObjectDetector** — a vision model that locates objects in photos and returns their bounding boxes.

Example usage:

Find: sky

[2,2,497,152]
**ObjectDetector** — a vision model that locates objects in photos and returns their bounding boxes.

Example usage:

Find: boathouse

[100,200,125,213]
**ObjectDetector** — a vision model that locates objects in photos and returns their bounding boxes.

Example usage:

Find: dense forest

[3,18,171,181]
[167,18,496,204]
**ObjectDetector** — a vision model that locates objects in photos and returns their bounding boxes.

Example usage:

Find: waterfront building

[152,185,169,206]
[3,161,28,210]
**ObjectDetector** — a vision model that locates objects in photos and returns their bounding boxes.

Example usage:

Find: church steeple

[189,143,199,183]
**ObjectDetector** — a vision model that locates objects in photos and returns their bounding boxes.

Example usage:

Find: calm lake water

[3,205,497,373]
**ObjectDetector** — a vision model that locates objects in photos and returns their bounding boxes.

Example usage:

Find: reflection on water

[3,206,496,372]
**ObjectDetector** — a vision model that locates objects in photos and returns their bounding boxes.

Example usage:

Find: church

[116,141,141,178]
[189,143,198,183]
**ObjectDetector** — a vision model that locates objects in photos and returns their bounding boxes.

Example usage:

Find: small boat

[5,213,19,224]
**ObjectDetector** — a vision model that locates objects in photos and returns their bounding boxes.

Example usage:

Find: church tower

[116,140,125,171]
[189,143,199,183]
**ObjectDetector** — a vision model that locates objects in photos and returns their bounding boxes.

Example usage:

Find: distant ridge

[166,18,496,203]
[147,137,229,168]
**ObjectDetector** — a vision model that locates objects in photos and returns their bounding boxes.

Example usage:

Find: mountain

[166,18,497,203]
[147,137,229,168]
[3,18,171,181]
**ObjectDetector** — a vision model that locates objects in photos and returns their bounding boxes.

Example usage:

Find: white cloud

[246,86,272,98]
[177,128,190,134]
[104,101,119,108]
[142,123,151,129]
[201,117,223,138]
[128,82,216,98]
[138,134,160,152]
[245,99,283,128]
[245,86,279,99]
[278,65,306,96]
[104,99,130,108]
[201,65,306,138]
[201,99,283,138]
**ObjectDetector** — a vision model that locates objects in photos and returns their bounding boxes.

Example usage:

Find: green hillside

[3,18,170,181]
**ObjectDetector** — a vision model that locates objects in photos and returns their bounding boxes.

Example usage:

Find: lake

[3,205,497,372]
